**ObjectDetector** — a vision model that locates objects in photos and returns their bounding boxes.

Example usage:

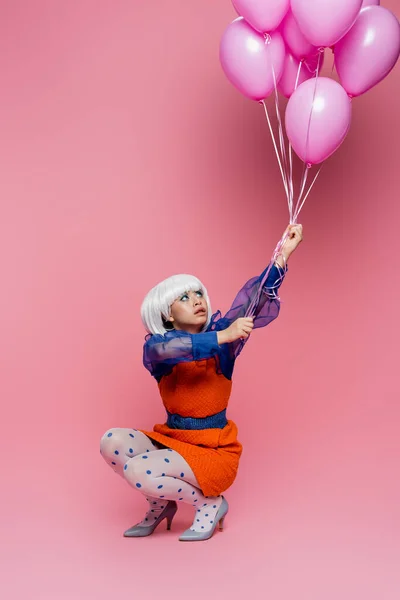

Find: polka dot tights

[100,428,223,533]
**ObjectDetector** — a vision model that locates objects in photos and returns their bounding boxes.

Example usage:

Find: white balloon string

[331,46,336,75]
[304,50,322,162]
[275,89,292,220]
[271,62,291,219]
[288,146,294,223]
[294,166,309,223]
[261,100,290,203]
[292,49,323,220]
[288,59,305,223]
[293,165,322,222]
[294,59,304,100]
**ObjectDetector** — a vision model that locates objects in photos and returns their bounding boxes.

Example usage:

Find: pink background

[1,1,399,598]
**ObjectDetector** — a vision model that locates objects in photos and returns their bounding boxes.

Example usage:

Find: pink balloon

[281,9,319,59]
[285,77,352,164]
[278,51,324,98]
[335,6,400,97]
[220,18,286,101]
[232,0,290,33]
[291,0,363,47]
[362,0,379,6]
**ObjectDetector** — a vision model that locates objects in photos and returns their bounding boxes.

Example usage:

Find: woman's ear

[162,314,175,331]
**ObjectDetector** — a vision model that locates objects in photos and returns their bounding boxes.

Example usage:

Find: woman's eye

[179,290,202,301]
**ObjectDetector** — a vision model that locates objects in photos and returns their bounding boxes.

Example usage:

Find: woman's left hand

[282,223,303,259]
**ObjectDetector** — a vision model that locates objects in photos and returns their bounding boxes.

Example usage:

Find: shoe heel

[165,503,178,530]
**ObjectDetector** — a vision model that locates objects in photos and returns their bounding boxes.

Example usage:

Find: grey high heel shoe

[123,501,178,537]
[178,496,229,542]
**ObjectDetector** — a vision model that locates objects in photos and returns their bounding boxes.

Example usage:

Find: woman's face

[168,289,208,333]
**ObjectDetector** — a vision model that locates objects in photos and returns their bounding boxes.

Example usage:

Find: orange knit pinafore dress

[141,356,242,497]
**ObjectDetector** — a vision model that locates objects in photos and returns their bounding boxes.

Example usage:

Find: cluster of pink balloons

[220,0,400,164]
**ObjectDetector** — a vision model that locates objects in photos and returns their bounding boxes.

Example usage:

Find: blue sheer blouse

[143,262,287,382]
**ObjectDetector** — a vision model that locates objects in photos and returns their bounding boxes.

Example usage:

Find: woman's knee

[100,428,126,457]
[123,455,151,489]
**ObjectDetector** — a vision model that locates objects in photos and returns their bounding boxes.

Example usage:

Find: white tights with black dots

[100,428,223,533]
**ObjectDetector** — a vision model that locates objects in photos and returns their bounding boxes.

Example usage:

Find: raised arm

[208,224,303,352]
[209,261,287,330]
[145,225,303,375]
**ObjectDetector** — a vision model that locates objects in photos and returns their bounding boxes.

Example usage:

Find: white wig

[141,273,212,335]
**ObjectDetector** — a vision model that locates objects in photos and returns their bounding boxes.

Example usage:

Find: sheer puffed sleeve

[207,261,287,359]
[143,330,220,380]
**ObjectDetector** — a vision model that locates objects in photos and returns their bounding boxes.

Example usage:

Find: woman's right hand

[217,317,255,345]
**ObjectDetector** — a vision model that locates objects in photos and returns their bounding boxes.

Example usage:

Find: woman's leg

[123,448,223,533]
[100,427,166,524]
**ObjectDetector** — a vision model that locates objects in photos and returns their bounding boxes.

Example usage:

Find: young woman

[100,224,303,541]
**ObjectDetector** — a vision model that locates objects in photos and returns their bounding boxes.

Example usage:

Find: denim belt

[166,408,227,430]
